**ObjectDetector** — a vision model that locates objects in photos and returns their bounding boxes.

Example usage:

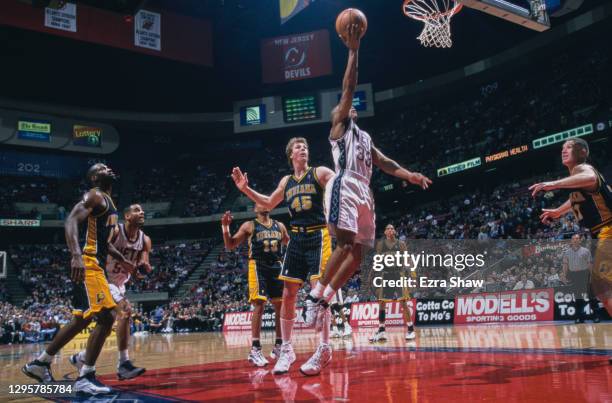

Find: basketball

[335,8,368,42]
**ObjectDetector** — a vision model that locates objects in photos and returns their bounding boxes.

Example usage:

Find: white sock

[310,282,325,299]
[322,285,337,303]
[280,317,295,344]
[37,351,54,363]
[320,310,331,345]
[79,364,95,377]
[78,351,86,362]
[119,349,129,363]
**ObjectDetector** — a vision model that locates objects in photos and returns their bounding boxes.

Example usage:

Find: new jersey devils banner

[261,29,332,83]
[454,288,554,324]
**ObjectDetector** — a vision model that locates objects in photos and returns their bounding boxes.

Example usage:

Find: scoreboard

[282,94,320,123]
[233,83,374,133]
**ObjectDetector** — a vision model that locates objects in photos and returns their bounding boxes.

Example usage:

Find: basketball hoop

[403,0,463,48]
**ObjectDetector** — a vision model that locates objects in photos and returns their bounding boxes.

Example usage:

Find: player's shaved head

[87,163,105,183]
[86,163,116,188]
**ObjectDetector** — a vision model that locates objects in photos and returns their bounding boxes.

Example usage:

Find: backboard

[459,0,551,31]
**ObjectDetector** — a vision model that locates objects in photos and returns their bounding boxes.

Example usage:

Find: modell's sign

[349,299,454,328]
[349,301,416,328]
[454,289,553,324]
[223,308,312,332]
[73,125,102,147]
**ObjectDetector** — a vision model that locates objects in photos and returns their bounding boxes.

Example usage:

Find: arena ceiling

[0,0,607,113]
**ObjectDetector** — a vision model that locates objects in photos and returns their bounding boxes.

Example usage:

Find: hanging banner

[44,2,77,32]
[261,29,332,83]
[135,9,161,51]
[280,0,315,24]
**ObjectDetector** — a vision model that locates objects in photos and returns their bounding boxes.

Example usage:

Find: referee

[562,234,598,323]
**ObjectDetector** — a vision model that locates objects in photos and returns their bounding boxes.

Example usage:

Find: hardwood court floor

[1,322,611,402]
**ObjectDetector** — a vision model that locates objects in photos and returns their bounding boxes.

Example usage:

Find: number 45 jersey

[325,119,376,248]
[281,167,332,284]
[284,167,326,228]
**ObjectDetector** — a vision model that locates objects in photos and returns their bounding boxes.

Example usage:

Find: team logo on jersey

[96,292,105,304]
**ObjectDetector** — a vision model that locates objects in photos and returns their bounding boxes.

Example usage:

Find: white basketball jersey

[330,120,373,183]
[106,223,145,286]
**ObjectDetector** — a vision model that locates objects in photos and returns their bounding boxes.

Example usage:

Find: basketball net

[403,0,462,48]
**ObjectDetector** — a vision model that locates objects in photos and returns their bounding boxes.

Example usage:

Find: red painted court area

[101,348,612,402]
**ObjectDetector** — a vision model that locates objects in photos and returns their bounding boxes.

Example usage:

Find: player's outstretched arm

[231,167,288,210]
[529,164,598,197]
[65,189,103,282]
[371,146,432,190]
[221,211,252,251]
[539,199,572,224]
[330,25,360,140]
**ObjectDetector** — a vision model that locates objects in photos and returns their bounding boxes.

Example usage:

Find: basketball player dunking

[70,204,150,380]
[231,138,335,375]
[221,205,289,367]
[369,224,416,343]
[302,23,432,376]
[530,138,612,365]
[23,163,131,395]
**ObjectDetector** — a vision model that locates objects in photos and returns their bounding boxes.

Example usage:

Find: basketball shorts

[248,260,284,303]
[591,225,612,300]
[377,269,412,302]
[279,226,332,284]
[109,283,127,303]
[72,255,116,320]
[325,171,376,247]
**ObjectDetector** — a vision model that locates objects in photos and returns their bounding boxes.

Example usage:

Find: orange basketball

[335,8,367,42]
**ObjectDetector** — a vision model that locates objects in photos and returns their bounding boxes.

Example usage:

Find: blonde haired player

[231,137,335,375]
[70,204,150,380]
[301,21,432,376]
[530,138,612,365]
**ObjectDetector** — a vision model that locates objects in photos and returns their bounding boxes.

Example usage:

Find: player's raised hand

[540,208,561,225]
[231,167,249,191]
[409,172,432,190]
[221,210,233,227]
[343,23,361,50]
[529,181,556,197]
